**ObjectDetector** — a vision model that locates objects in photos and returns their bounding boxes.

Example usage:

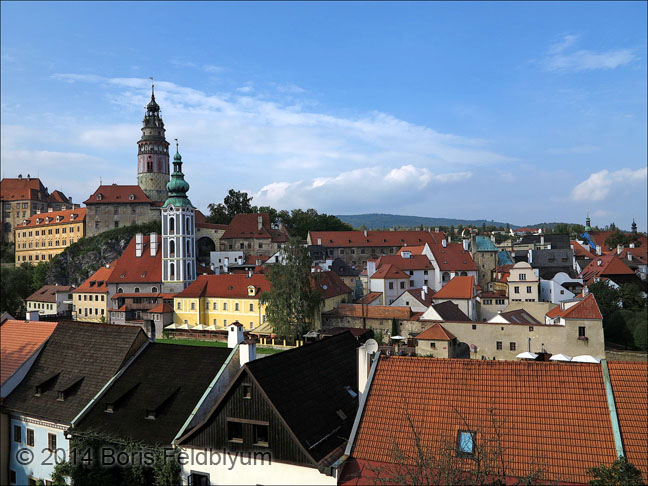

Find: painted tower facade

[137,85,170,203]
[162,145,196,293]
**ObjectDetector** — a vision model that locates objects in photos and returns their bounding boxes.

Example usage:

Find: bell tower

[161,141,196,293]
[137,81,170,203]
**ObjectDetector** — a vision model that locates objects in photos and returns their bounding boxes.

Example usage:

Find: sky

[1,1,646,230]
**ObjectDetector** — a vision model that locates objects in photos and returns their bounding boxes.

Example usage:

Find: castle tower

[631,218,637,234]
[137,83,170,203]
[161,142,196,293]
[585,211,592,232]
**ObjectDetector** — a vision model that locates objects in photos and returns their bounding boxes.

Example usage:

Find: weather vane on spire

[150,76,154,96]
[175,138,179,152]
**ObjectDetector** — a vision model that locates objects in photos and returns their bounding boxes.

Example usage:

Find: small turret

[631,218,637,234]
[585,211,592,232]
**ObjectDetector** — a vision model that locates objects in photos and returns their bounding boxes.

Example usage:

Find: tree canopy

[260,238,322,340]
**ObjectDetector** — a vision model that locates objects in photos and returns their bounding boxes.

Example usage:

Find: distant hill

[336,214,520,230]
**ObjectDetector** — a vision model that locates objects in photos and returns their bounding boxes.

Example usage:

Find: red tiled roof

[146,303,174,314]
[579,255,635,284]
[608,362,648,477]
[617,247,648,265]
[433,276,475,300]
[429,242,477,271]
[326,304,412,320]
[588,231,648,253]
[545,293,603,320]
[73,262,116,293]
[371,264,409,280]
[498,309,540,324]
[571,240,595,259]
[310,230,443,248]
[396,245,427,255]
[1,320,57,384]
[479,291,506,299]
[317,271,353,299]
[357,292,382,305]
[0,177,48,201]
[84,184,152,205]
[47,190,71,205]
[373,254,434,271]
[400,288,435,307]
[221,213,289,242]
[348,358,644,485]
[176,273,271,299]
[244,254,269,265]
[107,235,162,284]
[416,323,455,341]
[26,285,74,303]
[111,293,161,299]
[513,227,540,233]
[15,208,86,229]
[195,209,228,230]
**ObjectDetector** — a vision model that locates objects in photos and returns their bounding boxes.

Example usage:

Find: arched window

[151,286,158,293]
[169,216,175,234]
[187,262,192,280]
[169,240,175,256]
[460,271,468,277]
[170,263,175,278]
[117,287,123,293]
[134,287,140,293]
[186,240,191,256]
[186,217,190,234]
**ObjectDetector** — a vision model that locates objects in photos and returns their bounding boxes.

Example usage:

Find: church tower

[137,83,170,203]
[161,142,196,293]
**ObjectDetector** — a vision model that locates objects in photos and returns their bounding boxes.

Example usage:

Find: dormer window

[96,193,103,200]
[129,194,135,200]
[145,409,156,420]
[457,431,476,455]
[56,216,63,222]
[248,285,256,296]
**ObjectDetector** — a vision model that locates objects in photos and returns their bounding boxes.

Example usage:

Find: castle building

[161,145,197,293]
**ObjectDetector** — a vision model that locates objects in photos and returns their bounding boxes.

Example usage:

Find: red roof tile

[579,254,635,284]
[1,320,57,384]
[326,304,412,320]
[349,358,640,484]
[15,207,86,229]
[357,292,382,305]
[370,263,409,280]
[221,213,289,242]
[84,184,152,205]
[429,242,477,271]
[571,240,595,259]
[310,230,443,248]
[47,190,71,205]
[416,323,455,341]
[546,293,603,320]
[195,209,228,230]
[0,176,48,201]
[107,235,162,284]
[147,303,174,314]
[373,254,434,271]
[317,271,353,299]
[73,262,116,293]
[26,285,74,303]
[433,276,475,300]
[176,273,271,299]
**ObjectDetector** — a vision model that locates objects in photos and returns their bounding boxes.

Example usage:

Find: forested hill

[336,213,519,230]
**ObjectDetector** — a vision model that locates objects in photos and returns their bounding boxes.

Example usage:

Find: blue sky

[2,1,646,229]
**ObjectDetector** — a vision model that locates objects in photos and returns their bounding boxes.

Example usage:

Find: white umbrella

[164,324,177,330]
[176,324,190,330]
[549,353,572,361]
[516,352,538,360]
[572,355,601,363]
[391,335,406,340]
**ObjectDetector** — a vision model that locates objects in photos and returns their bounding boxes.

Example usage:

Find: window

[509,342,516,351]
[529,326,534,332]
[13,425,21,443]
[249,303,254,312]
[472,324,477,330]
[400,281,405,289]
[578,326,586,338]
[496,341,502,350]
[227,420,243,443]
[388,282,394,290]
[223,302,227,311]
[213,302,218,310]
[254,424,269,447]
[526,286,532,293]
[457,431,475,455]
[519,273,526,281]
[191,302,195,310]
[48,433,57,451]
[235,303,240,311]
[114,221,119,228]
[430,342,436,349]
[243,384,252,399]
[423,270,428,275]
[410,280,414,287]
[514,286,520,294]
[189,472,210,486]
[496,299,505,305]
[213,318,217,326]
[177,302,181,310]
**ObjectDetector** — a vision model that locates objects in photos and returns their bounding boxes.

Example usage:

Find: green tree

[605,229,640,251]
[279,208,353,240]
[260,238,323,339]
[206,189,255,224]
[587,456,644,486]
[554,223,570,235]
[32,261,50,291]
[587,281,621,320]
[0,263,35,317]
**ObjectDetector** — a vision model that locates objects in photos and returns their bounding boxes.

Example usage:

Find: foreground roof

[433,275,475,300]
[107,235,162,284]
[346,357,648,485]
[74,262,116,293]
[73,343,233,446]
[3,321,147,424]
[1,320,57,385]
[545,293,603,320]
[26,284,74,303]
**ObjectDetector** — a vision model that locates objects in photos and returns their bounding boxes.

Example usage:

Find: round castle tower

[137,84,170,203]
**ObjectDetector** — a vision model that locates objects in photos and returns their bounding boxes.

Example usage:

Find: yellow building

[173,274,271,330]
[72,262,115,322]
[14,208,86,265]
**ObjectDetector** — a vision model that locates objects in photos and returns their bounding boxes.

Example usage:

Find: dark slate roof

[473,236,498,252]
[73,343,233,446]
[329,258,360,277]
[530,248,575,267]
[246,332,359,463]
[2,321,147,424]
[430,301,472,322]
[519,234,570,249]
[498,250,514,266]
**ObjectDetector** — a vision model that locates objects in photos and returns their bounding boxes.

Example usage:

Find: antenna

[364,339,378,355]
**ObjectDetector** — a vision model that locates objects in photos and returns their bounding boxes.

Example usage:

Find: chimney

[422,285,429,298]
[596,245,602,256]
[150,233,158,256]
[617,244,623,255]
[357,345,372,398]
[629,243,636,248]
[240,339,257,367]
[540,235,545,246]
[442,238,447,248]
[256,258,261,266]
[247,269,253,278]
[228,322,244,348]
[237,255,244,266]
[434,227,439,233]
[363,230,367,237]
[528,250,533,264]
[258,215,263,231]
[628,253,633,261]
[367,260,377,277]
[224,257,229,273]
[317,237,322,246]
[597,259,602,266]
[135,233,144,258]
[26,310,40,322]
[462,239,468,251]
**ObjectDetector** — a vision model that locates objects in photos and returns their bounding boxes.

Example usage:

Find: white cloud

[546,145,600,155]
[571,167,647,201]
[541,34,636,72]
